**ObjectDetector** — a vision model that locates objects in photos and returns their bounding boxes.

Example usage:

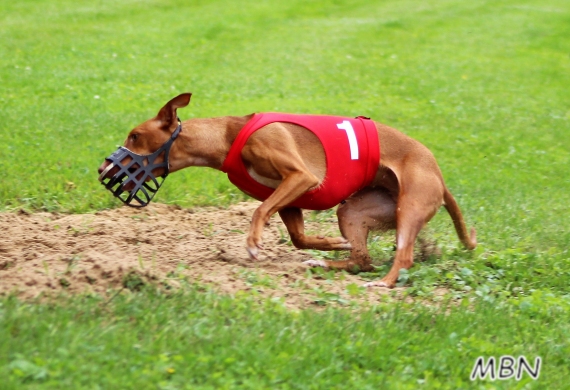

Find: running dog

[98,93,476,288]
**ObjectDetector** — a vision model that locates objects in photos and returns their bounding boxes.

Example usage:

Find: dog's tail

[443,187,477,250]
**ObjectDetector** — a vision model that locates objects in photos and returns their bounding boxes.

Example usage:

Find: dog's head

[98,93,191,207]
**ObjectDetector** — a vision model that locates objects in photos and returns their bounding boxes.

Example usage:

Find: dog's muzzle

[98,121,182,208]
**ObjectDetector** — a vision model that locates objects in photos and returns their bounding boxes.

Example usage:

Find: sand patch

[0,202,405,308]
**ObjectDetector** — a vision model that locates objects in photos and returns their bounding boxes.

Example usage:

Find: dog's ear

[156,93,192,131]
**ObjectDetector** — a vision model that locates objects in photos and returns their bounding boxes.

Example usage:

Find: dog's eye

[131,134,139,142]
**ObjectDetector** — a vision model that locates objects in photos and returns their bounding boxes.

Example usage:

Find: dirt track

[0,202,405,308]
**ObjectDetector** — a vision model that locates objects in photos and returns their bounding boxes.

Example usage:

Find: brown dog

[98,93,476,288]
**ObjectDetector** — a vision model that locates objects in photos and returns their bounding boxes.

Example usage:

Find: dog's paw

[246,246,259,260]
[320,236,352,250]
[246,237,264,260]
[363,280,392,288]
[303,259,329,268]
[335,240,353,250]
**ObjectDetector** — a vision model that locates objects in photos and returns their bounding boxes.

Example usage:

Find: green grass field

[1,0,570,388]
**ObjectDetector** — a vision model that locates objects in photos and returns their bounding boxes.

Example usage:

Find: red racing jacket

[220,113,380,210]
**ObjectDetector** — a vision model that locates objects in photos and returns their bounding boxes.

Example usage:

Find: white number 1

[337,120,359,160]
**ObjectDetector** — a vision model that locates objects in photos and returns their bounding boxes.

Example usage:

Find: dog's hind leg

[278,208,352,251]
[304,188,397,273]
[365,171,443,288]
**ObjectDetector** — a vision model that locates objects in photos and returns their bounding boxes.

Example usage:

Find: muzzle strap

[99,120,182,207]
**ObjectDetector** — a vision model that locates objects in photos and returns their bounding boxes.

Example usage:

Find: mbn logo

[470,356,541,381]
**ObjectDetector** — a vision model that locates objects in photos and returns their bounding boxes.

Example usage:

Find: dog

[98,93,476,288]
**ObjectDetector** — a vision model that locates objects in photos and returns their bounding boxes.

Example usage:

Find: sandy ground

[0,202,406,308]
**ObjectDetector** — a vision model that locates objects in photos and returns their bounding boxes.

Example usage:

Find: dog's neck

[168,115,252,172]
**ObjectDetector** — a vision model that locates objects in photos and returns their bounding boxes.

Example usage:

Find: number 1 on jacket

[337,120,359,160]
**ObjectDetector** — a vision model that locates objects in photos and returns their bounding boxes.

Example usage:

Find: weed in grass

[122,271,145,292]
[305,266,340,281]
[237,269,277,289]
[7,357,49,383]
[202,222,214,237]
[345,282,366,297]
[311,287,350,307]
[276,226,289,244]
[137,254,144,270]
[62,254,80,275]
[41,260,49,277]
[58,278,70,289]
[130,214,149,221]
[0,261,14,270]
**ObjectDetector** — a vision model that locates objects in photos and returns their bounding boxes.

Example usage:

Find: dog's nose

[98,161,110,175]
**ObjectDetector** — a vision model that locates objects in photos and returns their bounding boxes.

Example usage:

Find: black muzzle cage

[98,120,182,208]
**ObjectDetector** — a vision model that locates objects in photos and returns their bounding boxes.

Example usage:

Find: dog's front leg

[246,171,319,259]
[278,207,352,251]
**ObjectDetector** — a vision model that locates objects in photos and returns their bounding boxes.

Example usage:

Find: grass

[2,285,570,389]
[1,0,570,387]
